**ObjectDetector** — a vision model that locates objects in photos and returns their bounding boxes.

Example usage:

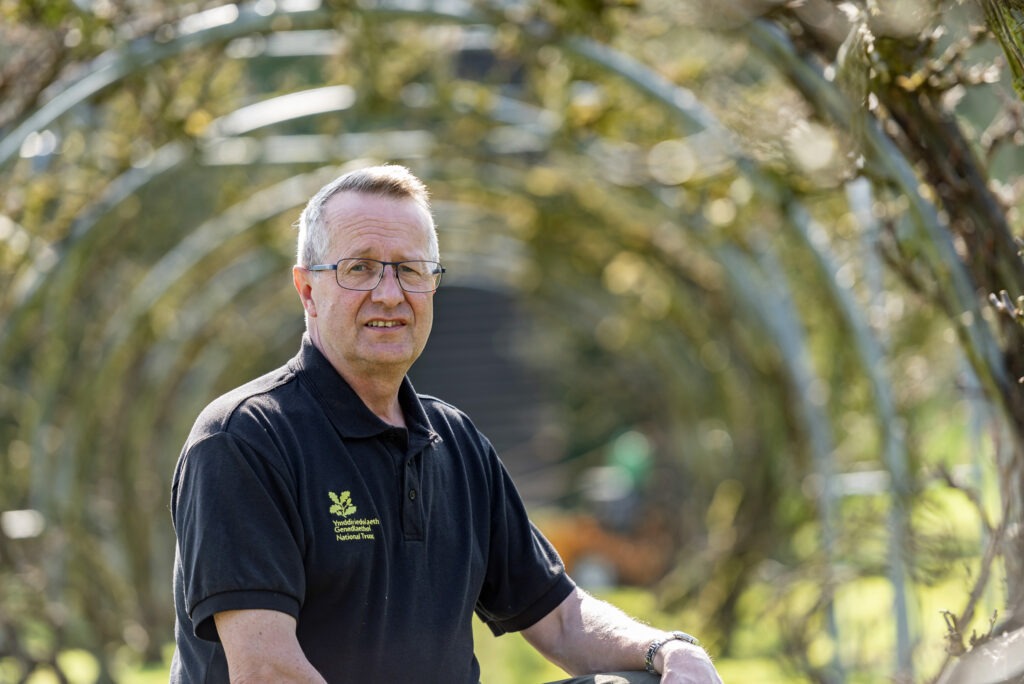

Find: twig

[927,472,1013,682]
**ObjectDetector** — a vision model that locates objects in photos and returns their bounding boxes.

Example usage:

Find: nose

[371,264,405,303]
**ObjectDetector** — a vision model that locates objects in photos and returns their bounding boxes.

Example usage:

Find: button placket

[402,456,424,540]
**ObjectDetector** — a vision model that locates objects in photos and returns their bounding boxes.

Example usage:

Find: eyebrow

[339,249,430,260]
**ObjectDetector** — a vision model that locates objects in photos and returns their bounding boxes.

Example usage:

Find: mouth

[366,320,403,328]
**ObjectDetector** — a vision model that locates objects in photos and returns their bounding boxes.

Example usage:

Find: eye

[345,259,376,274]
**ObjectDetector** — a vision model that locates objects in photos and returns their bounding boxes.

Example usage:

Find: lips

[366,320,402,328]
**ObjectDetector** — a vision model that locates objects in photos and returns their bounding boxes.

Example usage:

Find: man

[170,164,723,684]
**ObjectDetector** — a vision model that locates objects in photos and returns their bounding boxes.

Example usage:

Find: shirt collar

[291,334,439,451]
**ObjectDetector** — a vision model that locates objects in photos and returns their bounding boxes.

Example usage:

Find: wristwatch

[644,630,701,674]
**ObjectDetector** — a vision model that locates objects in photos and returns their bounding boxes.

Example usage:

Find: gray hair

[296,164,438,267]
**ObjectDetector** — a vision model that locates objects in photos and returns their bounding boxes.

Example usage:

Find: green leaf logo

[328,490,357,518]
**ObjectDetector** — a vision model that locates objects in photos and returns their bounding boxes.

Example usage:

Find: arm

[520,587,723,684]
[215,609,327,684]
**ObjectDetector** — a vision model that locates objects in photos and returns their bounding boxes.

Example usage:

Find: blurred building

[408,285,568,506]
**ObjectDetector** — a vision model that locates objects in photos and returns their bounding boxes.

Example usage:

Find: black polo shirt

[170,335,574,683]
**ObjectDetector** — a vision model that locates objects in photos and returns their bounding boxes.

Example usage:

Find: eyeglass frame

[306,257,446,293]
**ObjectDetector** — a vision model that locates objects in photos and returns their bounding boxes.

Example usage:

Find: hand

[656,639,724,684]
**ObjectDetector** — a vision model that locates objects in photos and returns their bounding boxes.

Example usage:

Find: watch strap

[644,630,700,674]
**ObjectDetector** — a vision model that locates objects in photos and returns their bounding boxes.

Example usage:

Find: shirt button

[408,489,417,501]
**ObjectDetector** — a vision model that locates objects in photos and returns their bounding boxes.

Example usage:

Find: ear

[293,265,317,318]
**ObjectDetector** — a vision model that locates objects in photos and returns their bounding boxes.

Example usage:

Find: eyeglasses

[307,258,445,293]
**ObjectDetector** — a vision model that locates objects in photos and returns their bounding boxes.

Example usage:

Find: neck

[308,326,408,427]
[346,374,407,428]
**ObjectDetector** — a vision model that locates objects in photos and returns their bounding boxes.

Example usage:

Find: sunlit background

[3,1,1024,682]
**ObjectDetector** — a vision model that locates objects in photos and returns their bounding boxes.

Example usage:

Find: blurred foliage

[2,0,1024,682]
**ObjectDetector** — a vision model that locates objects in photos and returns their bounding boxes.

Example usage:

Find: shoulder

[186,363,300,449]
[416,392,469,422]
[414,393,508,483]
[174,365,306,497]
[417,393,489,443]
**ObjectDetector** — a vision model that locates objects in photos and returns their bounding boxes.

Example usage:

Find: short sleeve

[172,431,305,641]
[475,458,575,635]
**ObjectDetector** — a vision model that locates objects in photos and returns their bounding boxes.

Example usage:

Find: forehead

[323,191,433,255]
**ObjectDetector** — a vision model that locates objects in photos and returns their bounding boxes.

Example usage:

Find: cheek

[318,292,359,321]
[417,298,434,328]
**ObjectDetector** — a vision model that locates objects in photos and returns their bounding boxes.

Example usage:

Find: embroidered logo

[328,490,357,518]
[327,490,381,542]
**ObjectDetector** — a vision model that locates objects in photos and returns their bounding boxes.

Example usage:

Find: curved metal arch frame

[0,1,724,167]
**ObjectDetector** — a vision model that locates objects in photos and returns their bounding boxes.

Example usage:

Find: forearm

[215,610,328,684]
[522,588,722,683]
[226,655,327,684]
[522,588,662,674]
